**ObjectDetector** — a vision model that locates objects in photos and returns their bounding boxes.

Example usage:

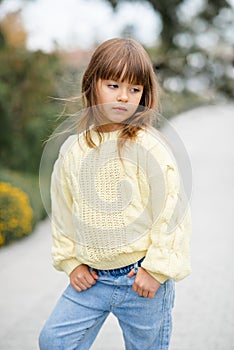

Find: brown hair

[78,37,160,148]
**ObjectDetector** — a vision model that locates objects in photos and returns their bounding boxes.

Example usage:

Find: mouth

[112,106,128,112]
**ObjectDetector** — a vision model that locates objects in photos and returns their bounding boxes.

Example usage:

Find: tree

[1,11,27,48]
[105,0,234,100]
[0,11,62,173]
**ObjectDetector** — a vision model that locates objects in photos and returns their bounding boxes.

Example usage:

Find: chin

[108,119,128,125]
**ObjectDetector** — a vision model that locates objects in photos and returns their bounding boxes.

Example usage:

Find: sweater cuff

[145,270,168,284]
[59,258,82,276]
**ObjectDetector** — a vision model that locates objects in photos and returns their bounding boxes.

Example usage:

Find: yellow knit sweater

[51,127,191,284]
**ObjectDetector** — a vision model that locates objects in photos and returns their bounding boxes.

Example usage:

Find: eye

[108,84,118,89]
[130,87,142,93]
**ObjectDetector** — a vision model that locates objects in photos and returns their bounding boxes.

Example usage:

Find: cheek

[134,89,144,103]
[96,95,102,105]
[134,94,143,105]
[96,84,105,104]
[97,89,110,105]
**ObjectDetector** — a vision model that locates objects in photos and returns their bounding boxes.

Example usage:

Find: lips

[113,105,127,112]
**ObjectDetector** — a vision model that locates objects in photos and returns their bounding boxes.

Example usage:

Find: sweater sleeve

[141,142,191,284]
[50,152,82,275]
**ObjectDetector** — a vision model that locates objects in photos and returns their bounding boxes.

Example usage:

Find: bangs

[96,44,149,86]
[80,38,160,150]
[82,38,158,111]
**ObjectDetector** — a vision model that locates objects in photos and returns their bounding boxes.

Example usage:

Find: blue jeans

[39,262,175,350]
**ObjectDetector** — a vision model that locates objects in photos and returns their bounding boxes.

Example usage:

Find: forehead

[97,55,148,86]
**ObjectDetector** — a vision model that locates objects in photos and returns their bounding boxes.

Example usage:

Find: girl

[39,38,191,350]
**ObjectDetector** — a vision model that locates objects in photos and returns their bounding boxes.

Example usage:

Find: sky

[1,0,233,53]
[0,0,161,51]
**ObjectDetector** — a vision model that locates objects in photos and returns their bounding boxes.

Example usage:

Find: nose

[117,89,128,102]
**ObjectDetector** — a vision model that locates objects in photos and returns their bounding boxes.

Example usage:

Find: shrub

[0,182,34,246]
[0,168,47,225]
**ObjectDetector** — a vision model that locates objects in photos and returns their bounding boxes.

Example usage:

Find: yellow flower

[0,182,34,246]
[0,234,5,246]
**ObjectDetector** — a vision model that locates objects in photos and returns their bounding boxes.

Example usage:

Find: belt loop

[133,262,138,274]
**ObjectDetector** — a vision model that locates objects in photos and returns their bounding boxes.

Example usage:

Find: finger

[132,281,138,293]
[75,280,88,290]
[74,271,96,288]
[142,290,149,298]
[71,276,89,290]
[81,276,97,289]
[148,291,155,299]
[137,289,144,297]
[90,270,99,280]
[70,280,82,292]
[133,284,143,297]
[85,273,97,286]
[127,269,135,278]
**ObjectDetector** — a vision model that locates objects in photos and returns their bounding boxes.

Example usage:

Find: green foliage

[0,46,62,173]
[0,12,63,243]
[0,181,33,246]
[106,0,234,100]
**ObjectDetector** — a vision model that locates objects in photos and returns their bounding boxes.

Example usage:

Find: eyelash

[107,84,141,93]
[108,84,118,89]
[131,88,141,93]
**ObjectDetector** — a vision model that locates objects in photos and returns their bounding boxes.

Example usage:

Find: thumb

[91,270,99,279]
[127,269,136,278]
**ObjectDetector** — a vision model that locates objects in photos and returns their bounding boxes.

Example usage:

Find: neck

[96,123,123,133]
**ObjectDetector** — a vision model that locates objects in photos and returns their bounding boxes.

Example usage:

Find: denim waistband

[95,257,145,277]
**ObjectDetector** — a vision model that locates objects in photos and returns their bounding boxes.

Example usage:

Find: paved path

[0,104,234,350]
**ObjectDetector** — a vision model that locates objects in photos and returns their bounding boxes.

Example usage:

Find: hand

[127,267,161,299]
[70,264,98,292]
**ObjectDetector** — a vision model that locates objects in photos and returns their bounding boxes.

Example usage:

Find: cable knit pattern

[51,128,191,283]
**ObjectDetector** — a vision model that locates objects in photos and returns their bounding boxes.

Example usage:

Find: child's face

[96,79,144,125]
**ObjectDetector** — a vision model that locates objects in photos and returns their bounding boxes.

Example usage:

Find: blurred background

[0,1,234,349]
[0,0,233,242]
